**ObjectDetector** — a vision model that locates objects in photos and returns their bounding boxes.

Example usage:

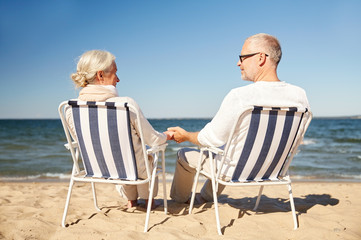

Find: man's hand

[167,126,187,143]
[167,127,200,145]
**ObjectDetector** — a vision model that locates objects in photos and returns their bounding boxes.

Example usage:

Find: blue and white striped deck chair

[188,106,312,235]
[58,100,168,232]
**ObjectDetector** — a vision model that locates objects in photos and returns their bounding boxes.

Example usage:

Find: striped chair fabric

[231,106,307,182]
[188,105,312,235]
[69,100,138,180]
[58,100,168,232]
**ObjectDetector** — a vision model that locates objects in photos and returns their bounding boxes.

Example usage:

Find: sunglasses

[239,52,268,63]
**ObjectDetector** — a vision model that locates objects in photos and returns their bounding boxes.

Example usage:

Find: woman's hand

[163,130,175,141]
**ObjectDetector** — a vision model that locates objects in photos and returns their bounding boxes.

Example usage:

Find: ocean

[0,118,360,182]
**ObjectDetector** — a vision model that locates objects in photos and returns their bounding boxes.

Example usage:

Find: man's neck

[253,67,280,82]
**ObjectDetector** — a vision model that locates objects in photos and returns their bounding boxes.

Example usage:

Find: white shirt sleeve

[108,97,167,147]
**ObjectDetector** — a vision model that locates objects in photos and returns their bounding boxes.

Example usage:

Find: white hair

[246,33,282,65]
[71,50,116,88]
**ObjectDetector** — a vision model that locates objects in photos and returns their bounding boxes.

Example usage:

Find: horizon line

[1,115,361,120]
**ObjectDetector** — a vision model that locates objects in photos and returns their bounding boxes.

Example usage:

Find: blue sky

[1,0,360,118]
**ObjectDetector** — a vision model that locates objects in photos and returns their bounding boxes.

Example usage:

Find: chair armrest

[146,143,168,154]
[200,146,224,156]
[64,141,78,150]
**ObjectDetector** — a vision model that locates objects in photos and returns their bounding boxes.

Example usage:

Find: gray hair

[246,33,282,65]
[71,50,116,88]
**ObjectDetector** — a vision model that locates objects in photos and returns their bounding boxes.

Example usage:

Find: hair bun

[71,72,89,88]
[77,71,89,76]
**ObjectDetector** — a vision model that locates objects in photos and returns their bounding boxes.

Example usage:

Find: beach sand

[0,180,360,240]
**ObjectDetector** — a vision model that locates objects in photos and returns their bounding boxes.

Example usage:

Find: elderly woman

[67,50,172,208]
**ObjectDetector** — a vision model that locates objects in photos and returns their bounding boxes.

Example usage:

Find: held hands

[164,127,200,145]
[163,130,175,141]
[165,126,188,143]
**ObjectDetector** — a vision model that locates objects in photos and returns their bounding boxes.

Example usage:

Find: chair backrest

[221,106,312,182]
[66,100,141,180]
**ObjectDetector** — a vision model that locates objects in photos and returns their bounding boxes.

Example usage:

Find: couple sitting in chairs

[59,33,311,235]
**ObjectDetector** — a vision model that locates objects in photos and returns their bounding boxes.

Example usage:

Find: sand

[0,180,360,240]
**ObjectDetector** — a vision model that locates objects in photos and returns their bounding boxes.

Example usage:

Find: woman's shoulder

[106,96,140,108]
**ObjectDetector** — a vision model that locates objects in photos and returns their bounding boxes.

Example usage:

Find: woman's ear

[96,71,104,82]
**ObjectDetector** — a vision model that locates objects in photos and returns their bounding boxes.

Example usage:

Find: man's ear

[259,53,267,67]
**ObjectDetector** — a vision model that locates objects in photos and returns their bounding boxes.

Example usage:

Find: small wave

[170,146,198,152]
[291,174,361,181]
[43,173,71,179]
[338,149,348,154]
[171,147,182,152]
[335,173,361,179]
[0,173,71,182]
[301,139,316,145]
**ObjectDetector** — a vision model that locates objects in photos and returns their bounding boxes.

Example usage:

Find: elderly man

[168,33,310,203]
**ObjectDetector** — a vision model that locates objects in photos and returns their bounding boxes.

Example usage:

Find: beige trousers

[115,153,158,200]
[170,148,225,203]
[116,177,158,200]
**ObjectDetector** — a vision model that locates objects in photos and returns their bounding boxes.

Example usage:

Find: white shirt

[198,81,310,147]
[197,81,310,179]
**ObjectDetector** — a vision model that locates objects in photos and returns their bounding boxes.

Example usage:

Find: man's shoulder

[225,81,307,100]
[252,81,306,91]
[279,82,307,94]
[227,81,307,100]
[229,84,254,93]
[227,83,266,96]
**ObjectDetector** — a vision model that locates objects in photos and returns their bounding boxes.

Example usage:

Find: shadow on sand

[66,193,339,231]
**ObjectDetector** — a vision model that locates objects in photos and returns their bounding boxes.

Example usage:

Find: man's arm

[167,126,200,145]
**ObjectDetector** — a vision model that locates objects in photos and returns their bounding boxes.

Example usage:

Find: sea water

[0,118,360,181]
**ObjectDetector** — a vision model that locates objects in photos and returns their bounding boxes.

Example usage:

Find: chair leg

[287,183,298,229]
[207,154,222,235]
[62,178,74,227]
[144,167,158,232]
[211,177,222,235]
[253,186,264,211]
[189,170,201,214]
[161,151,168,214]
[91,182,101,211]
[189,151,203,214]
